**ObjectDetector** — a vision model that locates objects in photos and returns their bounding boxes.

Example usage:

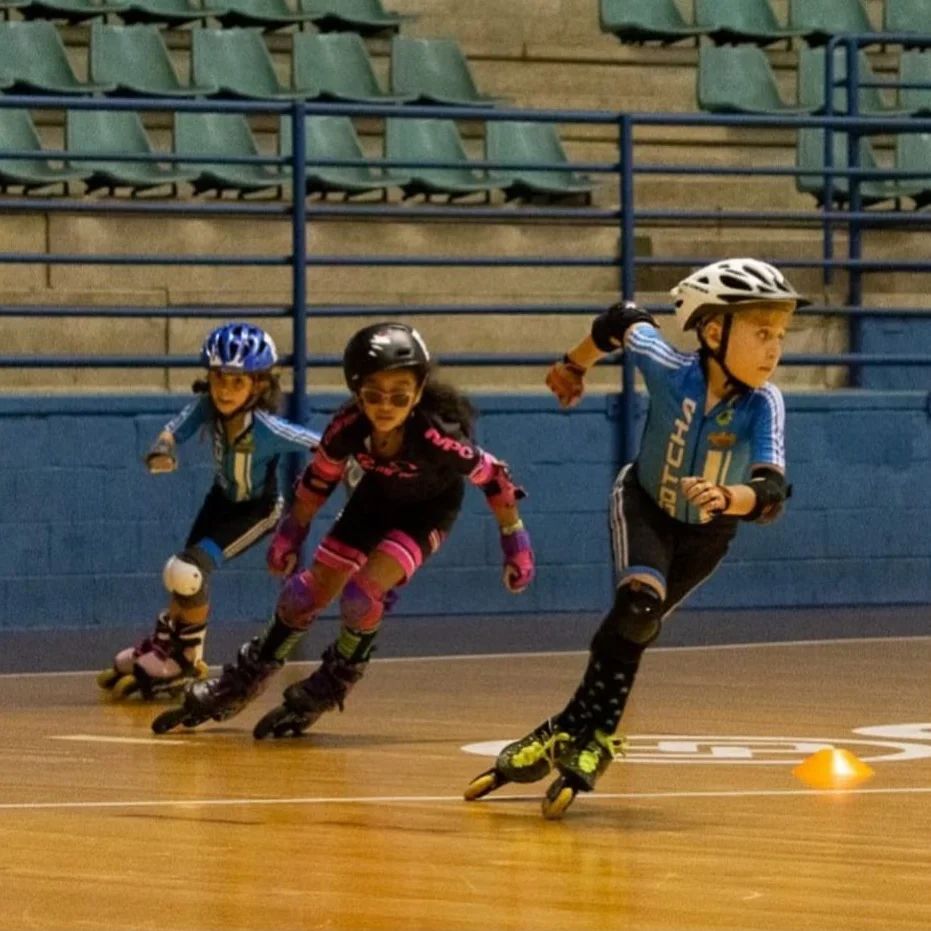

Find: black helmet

[343,323,430,391]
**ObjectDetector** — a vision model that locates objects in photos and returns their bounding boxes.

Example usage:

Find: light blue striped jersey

[626,324,786,524]
[163,396,320,502]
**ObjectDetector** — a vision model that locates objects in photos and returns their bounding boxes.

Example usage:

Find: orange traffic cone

[792,747,874,790]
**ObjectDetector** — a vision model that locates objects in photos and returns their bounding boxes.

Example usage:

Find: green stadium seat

[895,130,931,208]
[19,0,128,25]
[175,112,284,196]
[0,107,89,192]
[390,37,502,107]
[486,121,595,202]
[66,109,197,194]
[798,46,906,116]
[202,0,319,32]
[192,28,303,99]
[385,118,499,200]
[297,0,414,37]
[280,114,408,198]
[900,50,931,116]
[90,23,217,97]
[0,1,29,20]
[292,32,412,103]
[695,0,806,47]
[698,44,814,113]
[0,20,115,94]
[599,0,706,45]
[796,128,921,206]
[788,0,873,46]
[119,0,213,28]
[884,0,931,36]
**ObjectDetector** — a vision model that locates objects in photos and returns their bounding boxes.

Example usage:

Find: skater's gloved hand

[267,513,310,577]
[680,476,732,522]
[500,523,534,594]
[545,355,587,409]
[145,434,177,474]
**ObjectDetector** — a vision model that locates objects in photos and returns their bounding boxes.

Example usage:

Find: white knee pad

[162,555,205,598]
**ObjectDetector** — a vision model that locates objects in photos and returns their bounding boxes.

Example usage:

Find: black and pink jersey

[300,401,499,504]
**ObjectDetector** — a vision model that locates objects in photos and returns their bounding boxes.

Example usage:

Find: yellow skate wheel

[110,674,140,700]
[541,777,577,821]
[463,769,504,802]
[96,668,120,690]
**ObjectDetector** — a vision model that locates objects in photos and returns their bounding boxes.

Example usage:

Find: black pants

[186,485,283,567]
[609,464,737,616]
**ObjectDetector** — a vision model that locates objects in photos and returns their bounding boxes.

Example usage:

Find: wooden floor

[1,636,929,931]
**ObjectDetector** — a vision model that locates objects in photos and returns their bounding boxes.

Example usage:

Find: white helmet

[671,258,805,332]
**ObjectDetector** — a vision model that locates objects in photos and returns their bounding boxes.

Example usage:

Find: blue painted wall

[0,389,929,630]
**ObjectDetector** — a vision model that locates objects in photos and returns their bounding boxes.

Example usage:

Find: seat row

[797,129,931,209]
[0,0,409,34]
[0,22,496,106]
[601,0,931,46]
[699,45,931,116]
[0,108,595,201]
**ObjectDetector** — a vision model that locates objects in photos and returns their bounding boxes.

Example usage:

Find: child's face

[704,302,794,389]
[357,369,422,433]
[208,369,256,417]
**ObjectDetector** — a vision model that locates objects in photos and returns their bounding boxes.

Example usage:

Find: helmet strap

[698,315,751,395]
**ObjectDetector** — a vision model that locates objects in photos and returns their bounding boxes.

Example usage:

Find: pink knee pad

[340,575,387,632]
[316,535,367,575]
[276,569,325,630]
[374,530,425,582]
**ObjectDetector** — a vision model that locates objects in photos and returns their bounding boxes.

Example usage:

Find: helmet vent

[720,273,754,291]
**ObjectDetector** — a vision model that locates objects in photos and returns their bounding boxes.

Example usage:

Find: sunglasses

[359,388,415,408]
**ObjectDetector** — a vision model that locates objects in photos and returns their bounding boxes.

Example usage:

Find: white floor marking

[2,634,929,680]
[1,785,930,813]
[49,734,190,747]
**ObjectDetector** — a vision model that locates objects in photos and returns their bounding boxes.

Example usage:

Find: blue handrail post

[290,100,309,426]
[844,37,864,387]
[618,113,638,465]
[822,39,836,287]
[286,101,309,512]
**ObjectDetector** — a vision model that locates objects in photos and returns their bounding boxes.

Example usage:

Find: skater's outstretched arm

[546,301,657,408]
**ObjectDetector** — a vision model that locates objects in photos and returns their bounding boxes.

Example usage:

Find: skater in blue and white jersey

[97,322,320,700]
[464,257,804,818]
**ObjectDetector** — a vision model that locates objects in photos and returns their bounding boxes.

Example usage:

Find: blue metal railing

[1,50,930,460]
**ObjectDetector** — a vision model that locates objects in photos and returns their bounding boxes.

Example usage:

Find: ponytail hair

[416,368,476,438]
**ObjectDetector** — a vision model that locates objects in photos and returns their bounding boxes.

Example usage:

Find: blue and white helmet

[201,322,278,373]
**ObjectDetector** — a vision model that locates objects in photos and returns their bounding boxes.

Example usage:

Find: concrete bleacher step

[0,0,919,395]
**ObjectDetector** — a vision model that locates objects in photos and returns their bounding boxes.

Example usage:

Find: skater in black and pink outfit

[153,322,535,737]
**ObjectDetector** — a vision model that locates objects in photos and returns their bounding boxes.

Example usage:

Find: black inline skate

[463,718,572,801]
[540,728,628,820]
[151,637,281,733]
[253,646,367,740]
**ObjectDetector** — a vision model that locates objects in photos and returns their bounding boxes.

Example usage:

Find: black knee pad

[591,583,663,661]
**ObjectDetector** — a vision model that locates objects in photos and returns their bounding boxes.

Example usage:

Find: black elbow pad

[744,467,791,524]
[590,301,657,353]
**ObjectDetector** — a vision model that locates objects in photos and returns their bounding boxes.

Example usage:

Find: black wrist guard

[591,301,658,353]
[744,467,790,523]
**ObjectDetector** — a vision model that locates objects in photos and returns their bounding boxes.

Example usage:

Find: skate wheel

[252,707,286,741]
[151,706,190,734]
[541,776,577,820]
[96,668,120,690]
[110,674,140,700]
[253,707,309,740]
[463,769,506,802]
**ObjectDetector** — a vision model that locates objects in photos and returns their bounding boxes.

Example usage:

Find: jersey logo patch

[708,431,737,449]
